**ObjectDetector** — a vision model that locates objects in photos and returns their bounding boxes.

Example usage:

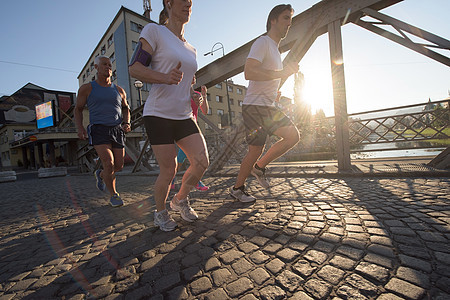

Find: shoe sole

[229,191,256,203]
[251,170,270,189]
[170,202,197,223]
[156,224,177,232]
[95,171,107,193]
[110,203,123,207]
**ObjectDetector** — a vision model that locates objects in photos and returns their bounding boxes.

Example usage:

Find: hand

[192,92,203,107]
[77,128,88,140]
[121,123,131,133]
[166,62,183,85]
[201,85,207,99]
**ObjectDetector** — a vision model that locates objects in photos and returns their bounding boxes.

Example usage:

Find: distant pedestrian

[230,4,300,202]
[129,0,209,231]
[75,56,131,207]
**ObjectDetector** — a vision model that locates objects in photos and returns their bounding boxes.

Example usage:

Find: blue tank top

[87,81,123,126]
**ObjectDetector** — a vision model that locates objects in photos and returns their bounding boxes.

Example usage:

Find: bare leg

[152,144,177,212]
[234,144,264,188]
[256,126,299,168]
[176,133,209,200]
[94,144,117,196]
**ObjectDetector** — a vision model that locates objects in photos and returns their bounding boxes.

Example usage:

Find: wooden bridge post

[328,20,352,171]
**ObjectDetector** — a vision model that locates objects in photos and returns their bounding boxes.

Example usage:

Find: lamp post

[134,80,143,108]
[204,42,233,127]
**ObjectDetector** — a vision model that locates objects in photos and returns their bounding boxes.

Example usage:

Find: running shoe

[170,194,198,222]
[229,186,256,202]
[195,181,209,191]
[94,169,106,192]
[251,164,270,189]
[154,209,177,231]
[110,193,124,207]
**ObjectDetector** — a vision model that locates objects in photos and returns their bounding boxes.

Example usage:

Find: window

[90,62,94,71]
[238,100,243,107]
[227,85,233,92]
[101,45,106,55]
[206,93,211,101]
[110,52,115,63]
[207,108,212,115]
[217,109,224,115]
[215,83,222,89]
[216,95,223,103]
[82,74,86,82]
[229,98,234,105]
[132,41,138,51]
[87,69,90,76]
[91,76,96,81]
[131,21,143,33]
[231,111,235,118]
[237,88,243,95]
[108,34,114,47]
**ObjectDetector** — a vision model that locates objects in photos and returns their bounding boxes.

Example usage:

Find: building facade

[78,6,248,134]
[77,6,154,111]
[0,83,76,169]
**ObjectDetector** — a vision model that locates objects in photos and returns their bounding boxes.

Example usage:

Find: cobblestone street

[0,174,449,299]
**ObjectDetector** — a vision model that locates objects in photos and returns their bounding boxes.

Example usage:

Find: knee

[159,165,177,182]
[192,155,209,172]
[114,163,124,173]
[102,161,114,173]
[287,128,300,146]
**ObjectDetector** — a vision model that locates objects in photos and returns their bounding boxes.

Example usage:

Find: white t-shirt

[140,23,198,120]
[244,35,282,107]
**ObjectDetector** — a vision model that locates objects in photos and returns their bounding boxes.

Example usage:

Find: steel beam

[194,0,403,89]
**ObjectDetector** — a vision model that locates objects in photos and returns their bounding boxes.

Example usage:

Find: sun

[280,68,334,116]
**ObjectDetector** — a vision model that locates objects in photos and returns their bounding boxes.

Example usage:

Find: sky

[0,0,449,116]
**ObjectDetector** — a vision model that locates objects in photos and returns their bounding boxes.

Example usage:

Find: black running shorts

[242,104,295,146]
[87,124,125,149]
[144,116,200,145]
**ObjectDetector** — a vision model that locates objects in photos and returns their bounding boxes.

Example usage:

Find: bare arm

[199,85,209,115]
[244,58,299,81]
[117,86,131,133]
[74,84,91,140]
[128,38,183,85]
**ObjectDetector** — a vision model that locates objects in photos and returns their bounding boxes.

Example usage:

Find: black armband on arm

[129,41,152,67]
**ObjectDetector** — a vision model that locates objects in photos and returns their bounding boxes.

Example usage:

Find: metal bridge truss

[80,0,450,173]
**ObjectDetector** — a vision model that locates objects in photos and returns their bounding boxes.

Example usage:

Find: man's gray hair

[94,55,110,65]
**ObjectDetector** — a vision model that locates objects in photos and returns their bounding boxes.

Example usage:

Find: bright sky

[0,0,449,116]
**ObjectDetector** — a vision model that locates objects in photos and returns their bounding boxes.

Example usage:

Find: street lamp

[204,42,233,127]
[134,80,143,108]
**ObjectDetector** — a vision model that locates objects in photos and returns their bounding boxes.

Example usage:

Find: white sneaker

[251,164,270,189]
[170,194,198,222]
[229,186,256,202]
[154,209,177,231]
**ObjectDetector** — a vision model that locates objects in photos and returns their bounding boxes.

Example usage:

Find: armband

[129,41,152,67]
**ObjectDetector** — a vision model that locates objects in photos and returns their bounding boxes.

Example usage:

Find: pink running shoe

[195,181,209,191]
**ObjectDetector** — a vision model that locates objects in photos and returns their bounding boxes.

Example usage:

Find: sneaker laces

[235,186,251,196]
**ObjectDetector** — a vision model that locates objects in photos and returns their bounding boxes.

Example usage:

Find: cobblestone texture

[0,175,449,299]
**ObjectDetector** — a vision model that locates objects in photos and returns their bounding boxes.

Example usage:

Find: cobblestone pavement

[0,174,449,299]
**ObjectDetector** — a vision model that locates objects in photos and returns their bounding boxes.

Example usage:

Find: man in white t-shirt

[230,4,300,202]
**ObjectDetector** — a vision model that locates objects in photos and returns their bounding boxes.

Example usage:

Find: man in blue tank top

[75,56,131,207]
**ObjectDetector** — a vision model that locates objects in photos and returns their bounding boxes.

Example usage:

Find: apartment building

[78,6,249,133]
[77,6,154,111]
[199,80,247,134]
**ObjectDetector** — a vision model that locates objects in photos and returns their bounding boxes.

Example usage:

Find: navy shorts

[87,124,125,149]
[144,116,200,145]
[243,104,295,146]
